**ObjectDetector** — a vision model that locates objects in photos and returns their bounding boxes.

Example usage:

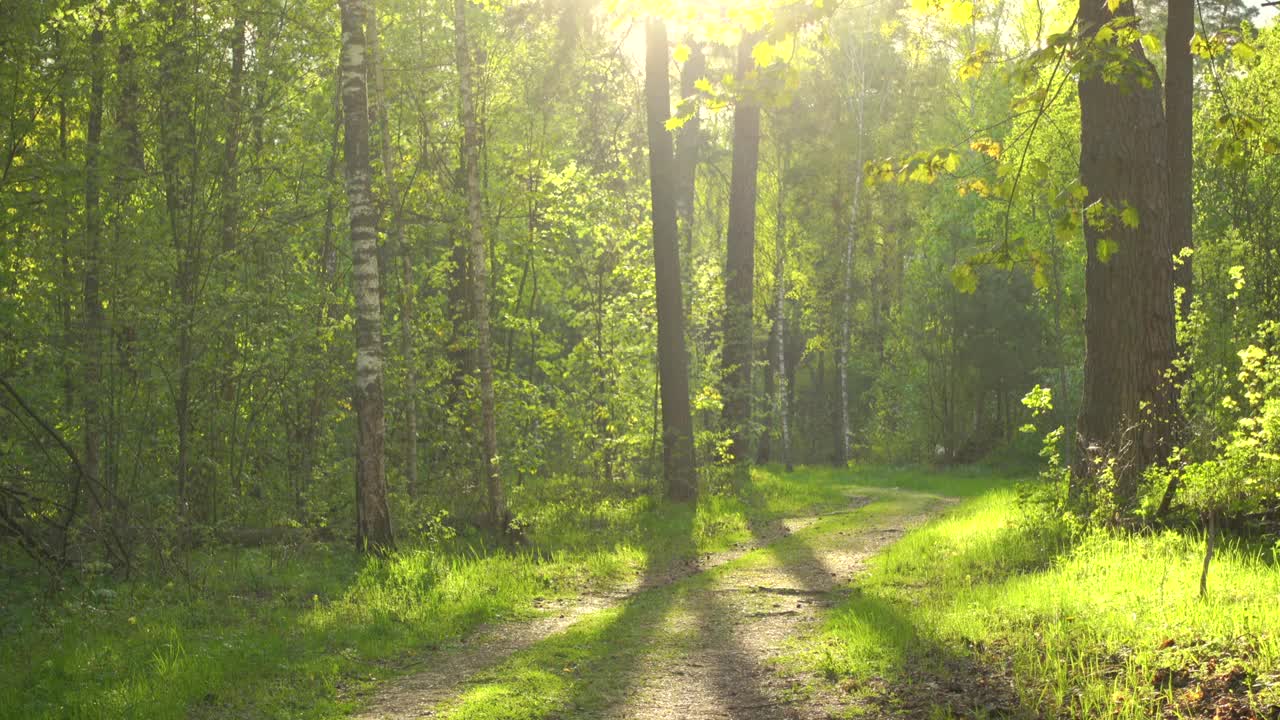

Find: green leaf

[1120,204,1139,229]
[752,40,778,68]
[1097,238,1119,263]
[951,263,979,294]
[1232,41,1257,65]
[945,0,974,24]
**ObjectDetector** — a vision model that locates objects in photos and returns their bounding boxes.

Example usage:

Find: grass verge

[791,487,1280,719]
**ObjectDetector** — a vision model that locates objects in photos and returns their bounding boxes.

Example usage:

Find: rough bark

[339,0,394,553]
[720,36,761,466]
[645,19,697,502]
[455,0,507,529]
[1156,0,1194,518]
[367,2,419,497]
[1166,0,1193,322]
[1075,0,1177,511]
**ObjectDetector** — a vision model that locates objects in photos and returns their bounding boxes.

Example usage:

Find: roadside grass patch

[0,464,899,720]
[795,488,1280,719]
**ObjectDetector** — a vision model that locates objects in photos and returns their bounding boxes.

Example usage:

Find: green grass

[1,464,971,720]
[793,487,1280,718]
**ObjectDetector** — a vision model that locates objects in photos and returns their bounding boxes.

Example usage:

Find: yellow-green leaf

[951,263,979,293]
[1120,204,1139,229]
[1097,238,1119,262]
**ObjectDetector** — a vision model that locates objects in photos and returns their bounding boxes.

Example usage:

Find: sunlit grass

[794,488,1280,718]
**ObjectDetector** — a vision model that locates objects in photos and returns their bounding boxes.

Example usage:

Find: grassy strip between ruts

[0,464,996,720]
[787,487,1280,719]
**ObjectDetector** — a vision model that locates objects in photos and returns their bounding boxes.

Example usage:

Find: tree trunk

[1167,0,1193,324]
[367,2,419,498]
[1074,0,1177,511]
[721,36,761,466]
[339,0,394,553]
[771,144,792,472]
[455,0,507,529]
[1157,0,1194,518]
[645,19,697,502]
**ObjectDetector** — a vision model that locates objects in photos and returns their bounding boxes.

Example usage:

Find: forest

[3,0,1280,717]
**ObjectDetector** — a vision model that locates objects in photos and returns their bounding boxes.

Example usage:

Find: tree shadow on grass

[776,502,1069,720]
[819,589,1041,719]
[434,502,704,719]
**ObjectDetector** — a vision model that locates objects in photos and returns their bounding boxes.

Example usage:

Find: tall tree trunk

[645,19,697,502]
[1075,0,1176,511]
[455,0,506,529]
[367,2,419,497]
[1157,0,1195,518]
[339,0,394,552]
[771,143,792,472]
[1166,0,1193,324]
[81,17,107,522]
[720,36,761,466]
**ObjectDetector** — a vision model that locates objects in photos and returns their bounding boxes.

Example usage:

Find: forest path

[350,488,953,720]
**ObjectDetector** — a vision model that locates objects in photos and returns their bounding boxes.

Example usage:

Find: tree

[455,0,507,530]
[1074,0,1177,510]
[721,34,762,466]
[339,0,394,553]
[1167,0,1193,322]
[770,141,793,472]
[645,19,697,502]
[1157,0,1194,517]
